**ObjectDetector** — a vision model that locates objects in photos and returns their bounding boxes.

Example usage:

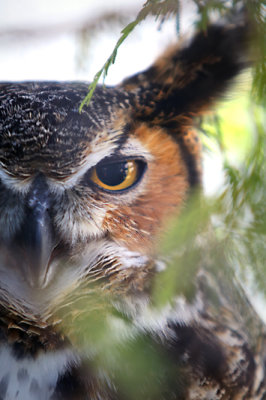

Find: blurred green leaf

[73,2,266,397]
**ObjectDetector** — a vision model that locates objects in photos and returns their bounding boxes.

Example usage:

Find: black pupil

[96,162,129,186]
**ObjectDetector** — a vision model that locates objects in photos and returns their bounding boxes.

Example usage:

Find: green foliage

[79,19,138,111]
[80,0,265,110]
[152,117,264,303]
[221,105,266,296]
[79,0,180,111]
[73,2,265,395]
[78,0,266,321]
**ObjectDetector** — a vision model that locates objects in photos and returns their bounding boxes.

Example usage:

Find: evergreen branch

[79,0,180,112]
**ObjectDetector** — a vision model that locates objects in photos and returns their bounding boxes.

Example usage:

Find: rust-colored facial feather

[102,123,191,253]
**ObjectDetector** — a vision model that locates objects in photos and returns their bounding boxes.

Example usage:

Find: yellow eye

[90,159,145,192]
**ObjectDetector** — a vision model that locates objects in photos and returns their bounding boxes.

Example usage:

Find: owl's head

[0,23,247,320]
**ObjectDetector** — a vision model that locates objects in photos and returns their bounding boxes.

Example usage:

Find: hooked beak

[11,175,58,288]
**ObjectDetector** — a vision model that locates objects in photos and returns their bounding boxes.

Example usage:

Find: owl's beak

[13,175,57,288]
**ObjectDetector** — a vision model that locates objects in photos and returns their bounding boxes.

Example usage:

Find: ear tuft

[121,20,250,129]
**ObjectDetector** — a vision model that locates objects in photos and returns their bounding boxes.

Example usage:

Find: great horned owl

[0,19,265,400]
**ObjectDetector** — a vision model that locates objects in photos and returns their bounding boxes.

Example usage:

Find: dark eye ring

[90,159,146,192]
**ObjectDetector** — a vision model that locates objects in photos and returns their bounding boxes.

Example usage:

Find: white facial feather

[0,345,79,400]
[0,237,150,317]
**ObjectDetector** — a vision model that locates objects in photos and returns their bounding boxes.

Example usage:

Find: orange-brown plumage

[103,123,191,253]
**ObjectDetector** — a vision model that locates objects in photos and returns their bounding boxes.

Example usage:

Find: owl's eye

[90,159,146,192]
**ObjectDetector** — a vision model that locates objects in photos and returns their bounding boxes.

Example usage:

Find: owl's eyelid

[96,155,147,167]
